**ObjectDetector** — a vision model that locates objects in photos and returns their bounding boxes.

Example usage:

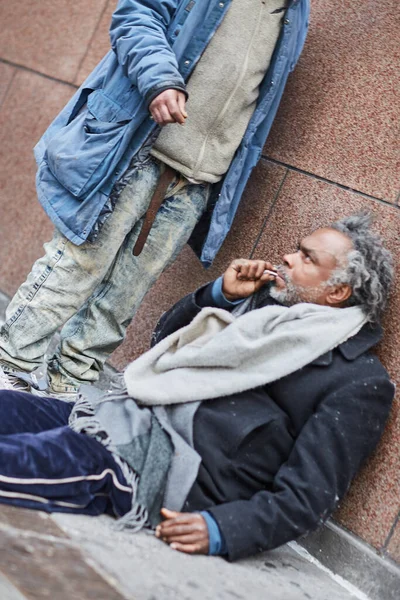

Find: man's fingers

[264,261,275,272]
[223,259,277,301]
[149,89,188,125]
[160,507,179,519]
[247,262,261,280]
[238,263,250,279]
[157,508,197,535]
[231,259,269,281]
[158,516,200,534]
[166,97,186,125]
[177,92,188,119]
[231,259,249,279]
[170,542,206,554]
[254,261,267,279]
[162,533,206,544]
[160,509,193,524]
[260,271,276,282]
[150,107,161,124]
[158,104,175,125]
[159,522,204,537]
[156,511,209,554]
[157,510,207,545]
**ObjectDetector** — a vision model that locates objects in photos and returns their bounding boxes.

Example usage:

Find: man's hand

[222,259,276,301]
[149,89,187,125]
[155,508,209,554]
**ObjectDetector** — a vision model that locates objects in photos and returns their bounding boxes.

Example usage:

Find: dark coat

[153,283,394,561]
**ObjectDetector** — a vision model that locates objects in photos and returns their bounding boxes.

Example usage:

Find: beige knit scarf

[124,302,367,405]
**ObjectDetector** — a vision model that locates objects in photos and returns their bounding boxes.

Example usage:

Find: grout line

[73,0,110,85]
[382,509,400,553]
[263,155,400,209]
[249,167,289,258]
[0,67,17,110]
[0,58,78,90]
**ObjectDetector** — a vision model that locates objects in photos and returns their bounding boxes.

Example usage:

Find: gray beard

[268,275,329,307]
[254,265,330,308]
[269,281,305,306]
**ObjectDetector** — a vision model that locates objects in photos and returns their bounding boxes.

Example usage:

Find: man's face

[269,228,353,306]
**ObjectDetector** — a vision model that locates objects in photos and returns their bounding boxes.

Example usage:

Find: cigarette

[263,269,278,277]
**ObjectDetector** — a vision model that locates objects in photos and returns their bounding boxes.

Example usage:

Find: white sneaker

[0,363,31,392]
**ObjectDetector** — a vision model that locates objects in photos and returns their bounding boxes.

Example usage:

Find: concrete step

[0,505,366,600]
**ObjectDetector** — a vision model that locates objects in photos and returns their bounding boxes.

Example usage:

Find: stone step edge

[299,520,400,600]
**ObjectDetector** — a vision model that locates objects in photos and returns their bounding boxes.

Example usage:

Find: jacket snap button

[184,60,190,65]
[219,2,224,7]
[284,19,289,24]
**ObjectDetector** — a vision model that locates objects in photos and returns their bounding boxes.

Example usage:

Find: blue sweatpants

[0,390,132,517]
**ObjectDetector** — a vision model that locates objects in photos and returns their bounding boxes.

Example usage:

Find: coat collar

[311,322,383,366]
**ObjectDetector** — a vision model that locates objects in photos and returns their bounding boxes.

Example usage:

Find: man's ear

[326,284,352,307]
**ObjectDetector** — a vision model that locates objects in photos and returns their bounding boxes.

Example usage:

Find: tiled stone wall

[0,0,399,564]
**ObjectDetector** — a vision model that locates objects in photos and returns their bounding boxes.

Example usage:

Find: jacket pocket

[46,90,132,200]
[228,402,294,471]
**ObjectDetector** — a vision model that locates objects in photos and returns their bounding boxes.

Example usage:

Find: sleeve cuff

[201,511,227,556]
[145,81,188,108]
[211,277,246,308]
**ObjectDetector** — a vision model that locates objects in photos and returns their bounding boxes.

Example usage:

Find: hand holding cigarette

[222,259,277,301]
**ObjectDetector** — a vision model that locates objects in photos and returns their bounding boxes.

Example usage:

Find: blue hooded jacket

[34,0,310,266]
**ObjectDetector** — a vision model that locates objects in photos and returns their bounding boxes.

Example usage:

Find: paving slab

[0,507,127,600]
[0,572,27,600]
[0,0,108,83]
[51,512,365,600]
[264,0,399,203]
[0,503,366,600]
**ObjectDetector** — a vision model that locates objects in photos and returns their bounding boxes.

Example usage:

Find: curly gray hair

[330,213,394,322]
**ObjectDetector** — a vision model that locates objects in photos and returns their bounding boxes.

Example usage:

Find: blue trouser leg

[0,391,132,517]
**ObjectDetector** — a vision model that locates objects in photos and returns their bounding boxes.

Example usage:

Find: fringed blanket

[69,382,173,531]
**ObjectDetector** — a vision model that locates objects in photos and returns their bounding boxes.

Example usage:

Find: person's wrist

[222,290,239,301]
[221,285,242,302]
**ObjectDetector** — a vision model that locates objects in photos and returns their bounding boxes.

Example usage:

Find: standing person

[0,0,310,400]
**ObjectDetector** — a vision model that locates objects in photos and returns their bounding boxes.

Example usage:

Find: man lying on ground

[0,213,394,561]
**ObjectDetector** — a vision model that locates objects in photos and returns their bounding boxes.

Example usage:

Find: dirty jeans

[0,158,210,392]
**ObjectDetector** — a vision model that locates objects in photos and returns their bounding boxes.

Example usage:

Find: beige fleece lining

[151,0,287,182]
